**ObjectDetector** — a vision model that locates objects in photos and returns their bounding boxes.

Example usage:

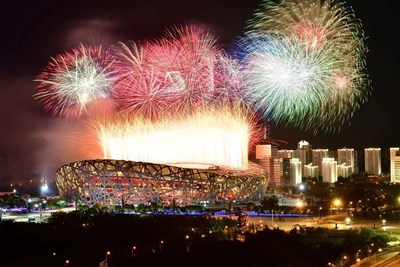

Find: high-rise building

[329,150,338,160]
[337,164,352,178]
[321,158,337,183]
[364,148,381,175]
[354,149,364,173]
[294,140,312,175]
[290,158,302,185]
[390,148,400,183]
[304,163,319,178]
[312,149,329,176]
[337,148,355,175]
[271,158,281,186]
[280,158,291,185]
[298,140,311,150]
[382,147,390,174]
[277,150,292,186]
[255,144,281,186]
[278,150,293,159]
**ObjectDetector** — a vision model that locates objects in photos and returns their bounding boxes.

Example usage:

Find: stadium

[55,159,268,206]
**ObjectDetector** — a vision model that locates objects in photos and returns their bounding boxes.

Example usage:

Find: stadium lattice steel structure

[55,159,268,206]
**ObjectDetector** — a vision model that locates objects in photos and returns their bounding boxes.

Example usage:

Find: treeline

[0,209,395,267]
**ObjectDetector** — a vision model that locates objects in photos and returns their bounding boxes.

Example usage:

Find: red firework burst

[112,24,244,119]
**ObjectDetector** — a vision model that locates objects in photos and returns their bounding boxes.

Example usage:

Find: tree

[303,182,332,213]
[260,195,279,212]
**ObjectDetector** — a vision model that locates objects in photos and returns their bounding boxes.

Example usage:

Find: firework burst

[113,24,244,119]
[248,0,366,57]
[35,44,117,118]
[238,33,341,129]
[244,0,370,132]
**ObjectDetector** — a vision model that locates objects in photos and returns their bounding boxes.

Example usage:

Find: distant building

[277,150,293,159]
[312,149,329,176]
[294,140,312,175]
[382,147,390,174]
[329,150,338,160]
[256,144,281,186]
[290,158,302,185]
[280,158,291,185]
[278,150,292,185]
[354,149,364,173]
[337,148,355,175]
[337,164,352,178]
[271,158,281,186]
[364,148,381,175]
[321,158,337,183]
[303,163,319,178]
[298,140,311,150]
[390,148,400,183]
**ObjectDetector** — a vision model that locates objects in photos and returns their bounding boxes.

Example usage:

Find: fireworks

[248,0,366,57]
[113,24,244,119]
[238,33,340,129]
[35,44,117,118]
[34,0,371,172]
[245,0,370,131]
[85,104,259,170]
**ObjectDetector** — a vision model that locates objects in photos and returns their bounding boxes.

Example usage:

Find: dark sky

[0,0,399,174]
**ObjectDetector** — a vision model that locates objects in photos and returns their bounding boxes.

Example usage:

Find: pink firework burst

[112,24,244,119]
[34,43,117,118]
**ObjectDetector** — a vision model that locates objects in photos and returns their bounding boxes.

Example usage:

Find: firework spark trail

[245,0,370,132]
[113,24,244,119]
[112,41,178,119]
[248,0,366,58]
[85,104,259,170]
[238,33,341,129]
[34,44,117,118]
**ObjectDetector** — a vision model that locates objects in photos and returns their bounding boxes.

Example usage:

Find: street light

[345,217,351,228]
[332,199,341,214]
[64,260,69,267]
[318,207,322,218]
[41,183,49,195]
[296,201,304,221]
[106,251,110,262]
[333,199,341,208]
[131,246,137,257]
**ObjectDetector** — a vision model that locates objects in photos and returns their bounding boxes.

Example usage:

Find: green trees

[260,195,279,212]
[0,194,26,209]
[302,182,332,216]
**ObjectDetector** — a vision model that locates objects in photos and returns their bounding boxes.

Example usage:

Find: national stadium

[55,159,268,206]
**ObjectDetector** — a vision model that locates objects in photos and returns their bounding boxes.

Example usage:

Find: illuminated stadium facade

[55,159,268,206]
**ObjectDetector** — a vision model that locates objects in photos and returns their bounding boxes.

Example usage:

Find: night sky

[0,0,399,181]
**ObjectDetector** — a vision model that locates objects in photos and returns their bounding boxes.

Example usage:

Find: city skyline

[0,0,399,183]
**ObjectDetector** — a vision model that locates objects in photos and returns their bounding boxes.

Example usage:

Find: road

[1,208,75,223]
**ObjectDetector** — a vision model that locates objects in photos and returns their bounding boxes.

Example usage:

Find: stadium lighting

[41,183,49,194]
